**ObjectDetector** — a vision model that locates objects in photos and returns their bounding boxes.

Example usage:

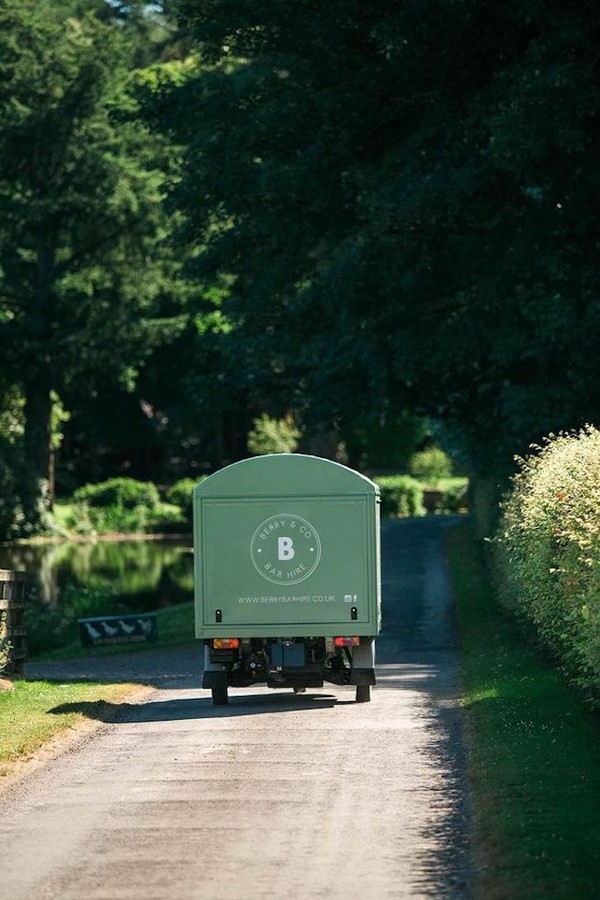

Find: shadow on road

[46,658,458,728]
[47,689,355,723]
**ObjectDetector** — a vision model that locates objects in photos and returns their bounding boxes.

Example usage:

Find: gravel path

[2,517,471,899]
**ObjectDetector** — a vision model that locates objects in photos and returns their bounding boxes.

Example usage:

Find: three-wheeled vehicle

[194,453,381,704]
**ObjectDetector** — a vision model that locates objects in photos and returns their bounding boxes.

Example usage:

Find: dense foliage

[169,0,600,473]
[247,415,301,456]
[73,478,161,511]
[69,477,184,534]
[408,447,453,486]
[371,474,467,517]
[494,428,600,696]
[165,476,204,525]
[0,0,598,539]
[0,0,183,529]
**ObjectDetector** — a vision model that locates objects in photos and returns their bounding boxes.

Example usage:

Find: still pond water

[0,538,194,611]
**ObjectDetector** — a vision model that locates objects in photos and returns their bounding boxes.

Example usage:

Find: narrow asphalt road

[2,517,470,899]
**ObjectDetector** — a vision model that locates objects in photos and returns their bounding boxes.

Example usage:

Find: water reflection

[0,538,194,609]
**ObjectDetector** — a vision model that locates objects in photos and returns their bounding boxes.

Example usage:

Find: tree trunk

[22,376,52,530]
[21,230,56,530]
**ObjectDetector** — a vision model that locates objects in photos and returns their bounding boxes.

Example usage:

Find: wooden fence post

[0,569,27,678]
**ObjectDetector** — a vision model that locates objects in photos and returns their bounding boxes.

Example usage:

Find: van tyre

[355,685,371,703]
[211,687,229,705]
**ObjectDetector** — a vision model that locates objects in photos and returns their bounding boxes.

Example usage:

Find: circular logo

[250,514,322,585]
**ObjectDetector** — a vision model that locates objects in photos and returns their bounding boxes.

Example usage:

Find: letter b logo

[278,536,295,561]
[251,515,320,584]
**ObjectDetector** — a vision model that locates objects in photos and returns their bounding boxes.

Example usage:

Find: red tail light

[333,636,360,647]
[213,638,240,649]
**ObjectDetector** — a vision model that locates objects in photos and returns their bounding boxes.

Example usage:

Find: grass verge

[0,680,141,779]
[1,602,194,781]
[447,520,600,900]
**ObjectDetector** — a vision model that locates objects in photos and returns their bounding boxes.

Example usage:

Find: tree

[247,414,300,456]
[169,0,600,478]
[0,1,178,529]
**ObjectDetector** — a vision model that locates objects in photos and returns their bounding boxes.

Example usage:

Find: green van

[194,454,381,704]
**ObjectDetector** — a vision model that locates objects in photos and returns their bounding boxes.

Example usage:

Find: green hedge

[494,427,600,697]
[373,476,425,518]
[373,475,468,517]
[423,478,469,514]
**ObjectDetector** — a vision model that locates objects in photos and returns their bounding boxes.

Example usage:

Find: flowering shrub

[494,427,600,695]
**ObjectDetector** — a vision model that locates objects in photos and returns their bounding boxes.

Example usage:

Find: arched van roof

[194,454,378,499]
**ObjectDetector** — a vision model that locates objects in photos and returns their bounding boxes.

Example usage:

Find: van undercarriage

[203,636,376,705]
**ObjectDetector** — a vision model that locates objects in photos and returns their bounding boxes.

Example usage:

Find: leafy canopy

[0,0,183,528]
[170,0,600,470]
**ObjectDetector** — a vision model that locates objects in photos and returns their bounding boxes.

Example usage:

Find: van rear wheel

[211,687,229,705]
[355,685,371,703]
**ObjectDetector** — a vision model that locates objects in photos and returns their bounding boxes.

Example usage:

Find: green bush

[165,477,205,526]
[494,427,600,697]
[247,414,300,455]
[408,446,453,485]
[149,502,186,533]
[68,478,184,534]
[373,476,425,518]
[73,477,160,509]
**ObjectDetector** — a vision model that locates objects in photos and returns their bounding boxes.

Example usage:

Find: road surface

[1,517,470,899]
